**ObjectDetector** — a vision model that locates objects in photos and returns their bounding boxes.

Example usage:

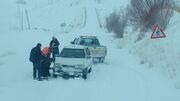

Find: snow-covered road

[73,0,101,34]
[0,32,146,101]
[1,31,179,101]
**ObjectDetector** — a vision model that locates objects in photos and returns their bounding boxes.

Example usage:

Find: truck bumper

[53,67,84,78]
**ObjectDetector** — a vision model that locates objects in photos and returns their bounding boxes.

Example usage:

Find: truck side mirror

[71,41,75,44]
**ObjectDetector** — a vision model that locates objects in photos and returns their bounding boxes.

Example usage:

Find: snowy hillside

[28,0,85,33]
[118,11,180,88]
[0,0,130,32]
[0,0,18,31]
[0,0,180,101]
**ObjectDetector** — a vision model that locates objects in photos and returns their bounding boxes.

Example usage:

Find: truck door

[85,48,92,68]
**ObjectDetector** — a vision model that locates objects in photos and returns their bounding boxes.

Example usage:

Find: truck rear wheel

[99,57,105,63]
[82,69,87,79]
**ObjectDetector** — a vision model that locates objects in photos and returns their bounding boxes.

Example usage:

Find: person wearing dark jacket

[29,43,42,81]
[49,36,60,62]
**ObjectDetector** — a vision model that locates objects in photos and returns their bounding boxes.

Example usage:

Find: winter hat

[37,43,41,47]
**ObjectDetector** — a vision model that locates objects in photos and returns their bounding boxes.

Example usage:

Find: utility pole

[16,0,27,31]
[25,8,30,29]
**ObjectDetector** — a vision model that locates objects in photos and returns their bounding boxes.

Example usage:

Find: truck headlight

[54,63,62,68]
[54,63,59,67]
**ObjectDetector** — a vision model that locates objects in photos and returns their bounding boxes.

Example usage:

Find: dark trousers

[33,62,41,79]
[41,61,50,77]
[42,66,50,77]
[52,52,59,62]
[51,47,59,62]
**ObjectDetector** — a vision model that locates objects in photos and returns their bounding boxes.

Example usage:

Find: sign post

[151,24,167,69]
[16,0,27,31]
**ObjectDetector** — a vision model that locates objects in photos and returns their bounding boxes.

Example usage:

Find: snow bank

[121,11,180,88]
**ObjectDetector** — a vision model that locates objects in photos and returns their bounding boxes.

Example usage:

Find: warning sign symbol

[151,24,166,39]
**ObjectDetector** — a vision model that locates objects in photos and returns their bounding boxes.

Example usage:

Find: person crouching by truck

[41,47,51,79]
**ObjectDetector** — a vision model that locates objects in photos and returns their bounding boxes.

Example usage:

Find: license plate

[69,72,74,75]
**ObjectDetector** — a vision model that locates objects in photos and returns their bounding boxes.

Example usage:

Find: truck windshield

[79,38,100,46]
[60,48,85,58]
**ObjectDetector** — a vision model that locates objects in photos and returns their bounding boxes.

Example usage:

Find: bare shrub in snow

[128,0,174,32]
[106,9,127,38]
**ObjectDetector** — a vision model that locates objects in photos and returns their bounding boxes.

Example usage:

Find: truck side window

[95,39,100,45]
[86,48,90,56]
[79,39,85,45]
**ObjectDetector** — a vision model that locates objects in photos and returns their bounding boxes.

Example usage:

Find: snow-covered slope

[28,0,85,33]
[119,11,180,88]
[0,0,19,31]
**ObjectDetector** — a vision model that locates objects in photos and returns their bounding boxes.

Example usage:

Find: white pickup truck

[71,36,107,63]
[53,45,92,79]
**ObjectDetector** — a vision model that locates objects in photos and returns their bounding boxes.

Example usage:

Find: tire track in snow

[0,51,15,58]
[0,62,5,66]
[120,50,150,101]
[82,0,101,33]
[98,37,150,101]
[0,51,16,66]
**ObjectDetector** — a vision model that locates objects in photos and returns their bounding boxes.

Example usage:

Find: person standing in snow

[41,47,51,79]
[49,36,60,62]
[29,43,42,81]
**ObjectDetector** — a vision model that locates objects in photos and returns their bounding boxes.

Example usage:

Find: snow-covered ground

[0,30,179,101]
[0,0,180,101]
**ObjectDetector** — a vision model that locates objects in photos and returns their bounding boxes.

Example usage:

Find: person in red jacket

[41,47,51,79]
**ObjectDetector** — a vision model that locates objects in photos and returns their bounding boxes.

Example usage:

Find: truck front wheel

[52,68,57,78]
[88,68,92,73]
[53,74,57,78]
[62,74,69,80]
